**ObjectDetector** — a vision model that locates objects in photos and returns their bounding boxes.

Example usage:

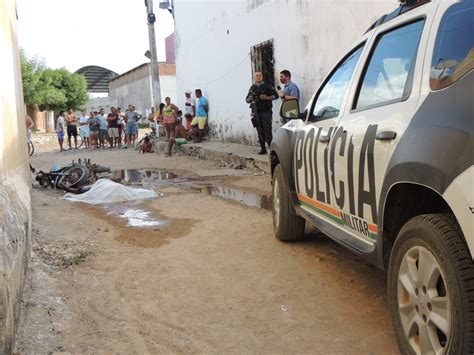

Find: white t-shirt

[56,116,65,132]
[79,116,90,133]
[185,96,195,116]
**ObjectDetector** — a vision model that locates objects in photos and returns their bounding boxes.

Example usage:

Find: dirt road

[15,137,399,354]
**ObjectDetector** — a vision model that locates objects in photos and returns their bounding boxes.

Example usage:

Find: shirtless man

[66,108,78,149]
[148,107,156,135]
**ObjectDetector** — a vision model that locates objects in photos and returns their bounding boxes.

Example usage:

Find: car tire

[272,164,305,241]
[388,214,474,354]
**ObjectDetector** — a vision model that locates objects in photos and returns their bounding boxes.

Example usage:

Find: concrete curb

[154,141,270,173]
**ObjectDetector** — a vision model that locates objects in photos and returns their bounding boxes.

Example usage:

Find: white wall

[110,74,152,113]
[174,0,394,144]
[160,75,178,105]
[0,0,32,351]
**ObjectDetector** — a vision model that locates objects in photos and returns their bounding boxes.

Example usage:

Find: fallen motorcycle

[30,158,110,193]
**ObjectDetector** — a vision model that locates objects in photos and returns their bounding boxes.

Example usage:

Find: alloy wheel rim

[273,178,280,229]
[397,245,451,354]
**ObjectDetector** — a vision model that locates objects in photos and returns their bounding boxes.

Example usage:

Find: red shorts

[163,115,175,125]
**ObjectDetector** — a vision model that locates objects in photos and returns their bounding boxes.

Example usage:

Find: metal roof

[75,65,119,93]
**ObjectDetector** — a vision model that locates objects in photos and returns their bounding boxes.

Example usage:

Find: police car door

[294,45,365,229]
[330,13,430,244]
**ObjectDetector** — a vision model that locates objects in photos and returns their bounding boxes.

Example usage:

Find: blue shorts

[100,129,109,139]
[126,122,138,135]
[57,131,64,140]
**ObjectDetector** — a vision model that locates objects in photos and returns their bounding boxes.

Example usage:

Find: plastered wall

[174,0,394,143]
[0,0,32,351]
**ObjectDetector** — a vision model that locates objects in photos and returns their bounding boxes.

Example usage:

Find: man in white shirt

[79,110,90,148]
[184,90,195,129]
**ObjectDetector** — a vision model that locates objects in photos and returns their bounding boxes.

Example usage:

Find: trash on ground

[64,179,157,205]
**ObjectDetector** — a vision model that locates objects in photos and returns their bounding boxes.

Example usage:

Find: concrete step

[154,140,270,173]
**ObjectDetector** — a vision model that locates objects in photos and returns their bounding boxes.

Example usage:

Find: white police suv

[270,0,473,353]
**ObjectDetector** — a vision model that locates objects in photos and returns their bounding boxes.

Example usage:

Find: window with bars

[250,40,275,85]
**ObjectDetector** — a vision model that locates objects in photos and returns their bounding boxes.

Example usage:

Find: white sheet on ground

[64,179,157,204]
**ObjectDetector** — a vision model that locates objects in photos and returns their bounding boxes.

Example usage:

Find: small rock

[104,228,109,232]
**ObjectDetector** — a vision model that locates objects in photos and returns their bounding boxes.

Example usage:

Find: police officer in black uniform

[246,71,278,155]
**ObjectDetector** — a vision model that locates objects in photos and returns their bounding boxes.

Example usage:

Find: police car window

[431,2,474,90]
[355,20,424,110]
[310,46,363,122]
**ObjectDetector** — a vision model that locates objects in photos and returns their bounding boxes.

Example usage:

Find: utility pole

[145,0,161,110]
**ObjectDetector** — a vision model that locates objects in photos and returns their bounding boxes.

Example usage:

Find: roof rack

[365,0,431,34]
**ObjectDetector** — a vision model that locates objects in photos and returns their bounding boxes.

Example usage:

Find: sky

[16,0,175,75]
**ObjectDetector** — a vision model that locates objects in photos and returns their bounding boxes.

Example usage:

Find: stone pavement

[155,140,270,173]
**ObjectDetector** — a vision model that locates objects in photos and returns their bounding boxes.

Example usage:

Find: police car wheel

[388,214,474,355]
[272,164,305,241]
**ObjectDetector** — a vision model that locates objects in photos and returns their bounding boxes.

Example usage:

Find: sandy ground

[15,133,399,354]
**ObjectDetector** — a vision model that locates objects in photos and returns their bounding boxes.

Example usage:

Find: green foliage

[35,69,67,111]
[20,50,89,112]
[20,49,45,105]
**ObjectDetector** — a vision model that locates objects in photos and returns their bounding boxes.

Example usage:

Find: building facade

[174,0,394,144]
[0,0,32,352]
[87,62,177,117]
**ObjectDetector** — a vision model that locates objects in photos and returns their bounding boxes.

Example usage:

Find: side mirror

[316,106,339,120]
[280,99,301,120]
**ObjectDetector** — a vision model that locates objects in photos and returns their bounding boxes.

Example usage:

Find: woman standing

[162,97,179,156]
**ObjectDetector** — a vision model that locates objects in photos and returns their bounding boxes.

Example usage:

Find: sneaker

[257,149,267,155]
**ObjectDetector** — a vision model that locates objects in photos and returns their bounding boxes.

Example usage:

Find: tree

[59,69,89,110]
[20,50,89,112]
[20,49,45,106]
[35,69,67,112]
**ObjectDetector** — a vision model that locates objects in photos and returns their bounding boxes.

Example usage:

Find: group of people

[55,106,142,151]
[148,89,209,156]
[51,73,293,157]
[246,69,300,154]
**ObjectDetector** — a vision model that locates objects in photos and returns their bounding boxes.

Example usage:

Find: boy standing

[56,111,66,151]
[79,110,90,148]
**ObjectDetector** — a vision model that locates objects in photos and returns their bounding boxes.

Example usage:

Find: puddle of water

[190,185,272,211]
[103,203,166,229]
[107,169,272,211]
[106,169,180,187]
